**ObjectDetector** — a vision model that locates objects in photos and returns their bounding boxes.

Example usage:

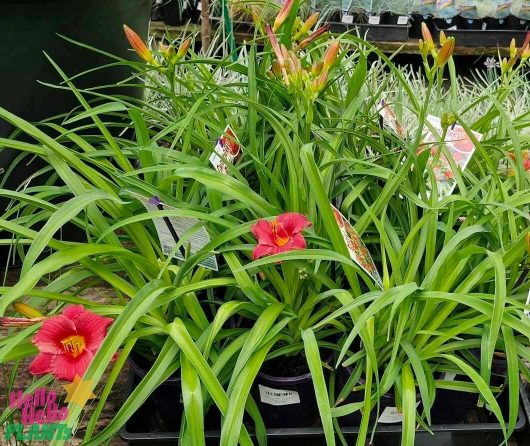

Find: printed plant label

[258,385,300,406]
[130,191,218,271]
[342,13,354,24]
[368,15,381,24]
[397,15,409,25]
[418,115,482,198]
[209,125,241,174]
[442,372,457,381]
[379,99,405,138]
[378,402,420,423]
[332,205,383,288]
[378,406,404,423]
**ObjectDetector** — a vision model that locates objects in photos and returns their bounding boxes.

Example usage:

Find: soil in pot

[252,354,319,428]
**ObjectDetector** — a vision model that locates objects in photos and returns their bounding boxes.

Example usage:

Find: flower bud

[421,22,434,51]
[323,40,340,71]
[273,0,294,31]
[297,25,329,50]
[436,37,455,67]
[298,12,319,36]
[311,61,323,76]
[123,25,159,66]
[509,38,517,59]
[174,38,192,62]
[13,302,44,318]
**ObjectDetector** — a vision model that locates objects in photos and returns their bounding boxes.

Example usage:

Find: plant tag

[378,406,404,423]
[524,290,530,317]
[197,1,202,11]
[443,372,457,381]
[368,15,381,25]
[342,14,354,24]
[378,401,420,423]
[331,205,383,289]
[209,125,241,174]
[379,99,405,138]
[418,115,482,199]
[129,191,218,271]
[397,16,409,25]
[258,385,300,406]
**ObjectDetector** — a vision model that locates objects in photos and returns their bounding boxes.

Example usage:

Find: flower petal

[277,233,306,254]
[63,305,86,321]
[29,353,54,376]
[75,311,113,351]
[252,244,275,260]
[277,213,311,235]
[32,315,76,354]
[251,220,275,245]
[51,350,94,382]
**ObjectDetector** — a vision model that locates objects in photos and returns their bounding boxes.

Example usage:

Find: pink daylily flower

[251,213,311,260]
[29,305,113,382]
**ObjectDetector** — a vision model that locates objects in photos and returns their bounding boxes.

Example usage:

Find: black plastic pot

[252,368,319,428]
[329,21,410,42]
[119,361,528,446]
[129,353,184,432]
[431,373,479,424]
[434,22,529,47]
[410,14,433,38]
[460,18,483,30]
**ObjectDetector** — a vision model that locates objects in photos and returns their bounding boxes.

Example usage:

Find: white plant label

[443,372,457,381]
[378,402,420,423]
[342,14,354,24]
[368,15,381,24]
[378,406,404,423]
[130,191,218,271]
[209,125,241,174]
[258,385,300,406]
[397,16,409,25]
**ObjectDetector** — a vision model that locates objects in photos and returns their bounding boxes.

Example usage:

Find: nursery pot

[460,18,483,30]
[252,357,319,428]
[336,365,421,426]
[129,353,184,432]
[430,372,479,424]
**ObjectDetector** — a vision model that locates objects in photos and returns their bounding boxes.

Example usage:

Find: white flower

[484,57,500,69]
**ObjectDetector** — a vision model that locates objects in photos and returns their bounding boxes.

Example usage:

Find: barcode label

[258,385,300,406]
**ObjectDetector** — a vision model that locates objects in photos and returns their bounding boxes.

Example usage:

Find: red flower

[251,213,311,260]
[29,305,113,382]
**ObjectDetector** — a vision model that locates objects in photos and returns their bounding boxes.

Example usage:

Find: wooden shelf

[149,21,514,56]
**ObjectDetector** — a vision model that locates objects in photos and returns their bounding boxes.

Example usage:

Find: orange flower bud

[521,44,530,61]
[175,38,192,61]
[266,26,285,67]
[159,41,175,60]
[298,12,320,36]
[421,22,434,51]
[297,25,329,50]
[123,25,158,66]
[436,37,455,67]
[0,316,46,327]
[323,40,340,71]
[13,302,44,318]
[273,0,294,31]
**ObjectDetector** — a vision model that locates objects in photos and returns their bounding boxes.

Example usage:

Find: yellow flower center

[271,220,289,247]
[61,335,86,358]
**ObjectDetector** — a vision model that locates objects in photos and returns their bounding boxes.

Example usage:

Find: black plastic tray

[119,369,528,446]
[434,23,529,47]
[329,22,410,42]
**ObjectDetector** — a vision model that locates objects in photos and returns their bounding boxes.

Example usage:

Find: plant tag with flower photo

[378,99,405,138]
[418,115,482,199]
[341,13,354,24]
[332,205,383,289]
[209,125,241,175]
[129,191,218,271]
[258,385,300,406]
